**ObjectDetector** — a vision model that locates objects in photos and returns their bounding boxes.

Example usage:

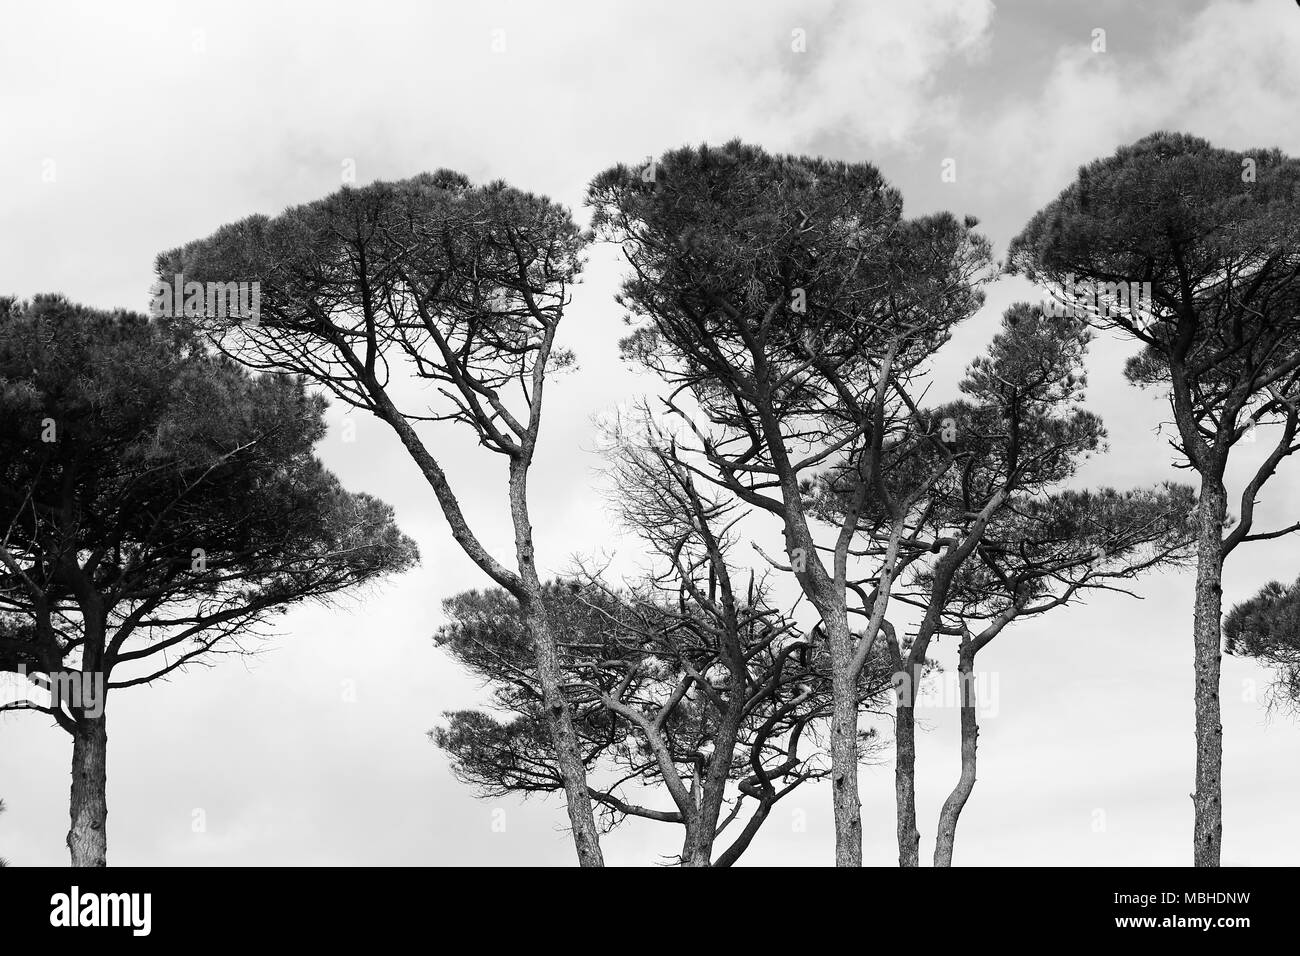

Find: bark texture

[894,699,921,867]
[934,643,978,867]
[68,713,108,868]
[1192,481,1226,867]
[825,607,863,867]
[510,460,605,867]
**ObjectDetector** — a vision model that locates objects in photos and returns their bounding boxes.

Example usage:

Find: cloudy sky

[2,0,1299,866]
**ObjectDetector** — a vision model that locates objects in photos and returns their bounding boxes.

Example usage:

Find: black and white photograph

[0,0,1296,938]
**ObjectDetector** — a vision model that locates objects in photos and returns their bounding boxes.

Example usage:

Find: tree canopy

[0,295,417,710]
[0,294,417,865]
[588,139,994,865]
[1009,130,1300,867]
[156,171,608,865]
[1008,131,1300,497]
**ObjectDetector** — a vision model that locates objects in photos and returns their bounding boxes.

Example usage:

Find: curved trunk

[1192,480,1225,867]
[372,381,603,865]
[934,644,978,867]
[526,599,604,867]
[509,460,604,867]
[68,713,108,867]
[894,540,975,868]
[712,801,771,867]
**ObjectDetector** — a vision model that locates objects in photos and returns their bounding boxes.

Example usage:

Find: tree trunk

[826,608,863,866]
[68,712,108,867]
[885,630,921,867]
[527,602,605,867]
[370,381,602,864]
[681,820,712,867]
[509,460,604,867]
[892,541,975,868]
[682,636,747,868]
[934,643,978,867]
[712,801,771,867]
[894,697,920,867]
[1192,480,1225,867]
[683,846,711,866]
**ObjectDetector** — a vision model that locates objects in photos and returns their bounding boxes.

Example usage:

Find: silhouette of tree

[588,140,993,864]
[807,303,1193,864]
[434,415,892,865]
[158,173,607,865]
[1009,132,1300,865]
[0,296,417,865]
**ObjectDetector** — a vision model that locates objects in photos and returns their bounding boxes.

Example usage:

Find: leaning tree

[588,140,993,865]
[0,296,417,865]
[1008,132,1300,865]
[157,173,608,865]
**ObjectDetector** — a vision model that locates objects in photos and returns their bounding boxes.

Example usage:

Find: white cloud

[974,0,1300,207]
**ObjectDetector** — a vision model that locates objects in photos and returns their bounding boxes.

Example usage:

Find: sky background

[2,0,1299,866]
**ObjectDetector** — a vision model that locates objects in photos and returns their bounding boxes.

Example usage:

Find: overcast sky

[2,0,1299,866]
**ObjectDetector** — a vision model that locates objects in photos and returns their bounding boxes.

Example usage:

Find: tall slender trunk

[68,712,108,867]
[825,607,863,866]
[892,542,976,868]
[894,697,920,867]
[1192,479,1225,867]
[369,384,602,863]
[509,460,604,867]
[934,642,978,867]
[884,631,921,866]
